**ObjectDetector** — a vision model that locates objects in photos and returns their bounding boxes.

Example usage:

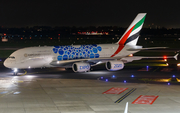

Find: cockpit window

[8,56,15,59]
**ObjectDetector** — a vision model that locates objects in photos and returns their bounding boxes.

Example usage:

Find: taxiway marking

[19,70,27,76]
[115,88,137,103]
[0,91,14,98]
[132,95,159,104]
[103,87,128,94]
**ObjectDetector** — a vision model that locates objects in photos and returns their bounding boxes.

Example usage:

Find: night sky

[0,0,180,28]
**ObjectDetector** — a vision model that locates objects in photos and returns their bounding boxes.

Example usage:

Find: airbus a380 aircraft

[3,13,178,74]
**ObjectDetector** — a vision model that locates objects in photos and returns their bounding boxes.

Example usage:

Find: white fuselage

[4,44,140,69]
[3,13,147,71]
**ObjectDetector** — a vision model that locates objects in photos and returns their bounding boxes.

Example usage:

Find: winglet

[174,53,179,60]
[124,102,128,113]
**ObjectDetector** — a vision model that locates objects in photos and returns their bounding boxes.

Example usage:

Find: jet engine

[105,60,124,71]
[72,62,90,72]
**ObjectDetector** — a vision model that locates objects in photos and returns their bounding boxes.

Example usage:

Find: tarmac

[0,61,180,113]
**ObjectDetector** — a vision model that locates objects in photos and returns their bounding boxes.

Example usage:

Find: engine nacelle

[106,60,124,71]
[72,62,90,72]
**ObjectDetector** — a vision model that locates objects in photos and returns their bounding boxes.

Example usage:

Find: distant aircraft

[3,13,178,74]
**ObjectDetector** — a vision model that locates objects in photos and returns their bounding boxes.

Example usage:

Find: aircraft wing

[50,56,124,68]
[50,54,178,67]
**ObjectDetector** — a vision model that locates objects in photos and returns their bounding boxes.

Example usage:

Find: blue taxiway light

[100,77,103,79]
[146,66,149,71]
[168,83,170,85]
[105,79,108,82]
[124,80,126,83]
[131,75,134,78]
[112,75,116,78]
[172,75,176,78]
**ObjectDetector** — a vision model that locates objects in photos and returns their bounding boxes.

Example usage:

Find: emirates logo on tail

[111,13,146,57]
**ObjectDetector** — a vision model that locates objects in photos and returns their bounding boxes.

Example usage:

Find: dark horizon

[1,1,180,28]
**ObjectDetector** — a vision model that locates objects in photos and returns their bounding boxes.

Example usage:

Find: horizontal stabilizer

[122,53,178,63]
[174,53,179,60]
[127,47,168,51]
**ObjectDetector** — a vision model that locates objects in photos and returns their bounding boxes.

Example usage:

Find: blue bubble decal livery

[52,44,102,61]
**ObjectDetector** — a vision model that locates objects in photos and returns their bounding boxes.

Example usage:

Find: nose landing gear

[13,68,18,75]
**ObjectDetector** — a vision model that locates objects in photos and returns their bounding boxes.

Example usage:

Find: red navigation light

[163,56,167,61]
[163,56,167,59]
[58,34,60,36]
[4,33,6,36]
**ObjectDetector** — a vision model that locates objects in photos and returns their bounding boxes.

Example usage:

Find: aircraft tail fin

[117,13,146,46]
[124,102,128,113]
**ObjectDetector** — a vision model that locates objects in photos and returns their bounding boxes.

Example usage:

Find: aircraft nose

[4,59,17,69]
[3,59,11,68]
[3,59,8,68]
